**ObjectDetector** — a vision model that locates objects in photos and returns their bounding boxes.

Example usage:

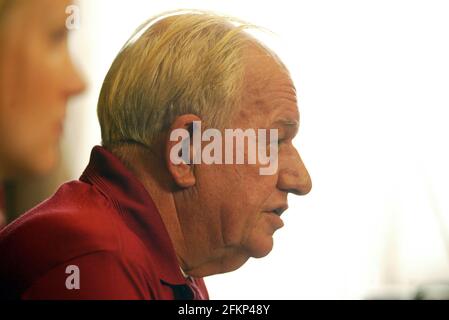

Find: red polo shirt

[0,146,209,300]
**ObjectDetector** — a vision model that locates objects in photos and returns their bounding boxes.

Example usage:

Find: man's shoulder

[0,179,124,279]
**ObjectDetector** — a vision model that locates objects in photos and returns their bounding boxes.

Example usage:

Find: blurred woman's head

[0,0,85,179]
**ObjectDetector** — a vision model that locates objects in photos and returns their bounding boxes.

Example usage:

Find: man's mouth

[263,210,285,229]
[272,207,286,216]
[266,205,288,217]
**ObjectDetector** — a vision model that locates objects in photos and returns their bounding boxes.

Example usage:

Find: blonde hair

[98,10,274,150]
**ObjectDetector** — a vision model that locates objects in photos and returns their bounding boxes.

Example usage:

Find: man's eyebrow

[271,119,300,138]
[272,119,300,128]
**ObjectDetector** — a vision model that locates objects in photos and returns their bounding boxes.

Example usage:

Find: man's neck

[111,145,192,269]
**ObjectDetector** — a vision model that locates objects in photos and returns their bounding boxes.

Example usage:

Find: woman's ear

[165,114,202,188]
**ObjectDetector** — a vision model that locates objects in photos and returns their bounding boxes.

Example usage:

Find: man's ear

[165,114,202,188]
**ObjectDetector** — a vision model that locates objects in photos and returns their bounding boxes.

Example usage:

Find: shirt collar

[80,145,187,286]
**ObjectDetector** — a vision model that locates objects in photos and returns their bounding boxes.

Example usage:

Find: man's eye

[272,138,285,146]
[278,139,285,145]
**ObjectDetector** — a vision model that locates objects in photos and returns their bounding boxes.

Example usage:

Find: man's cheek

[220,206,251,246]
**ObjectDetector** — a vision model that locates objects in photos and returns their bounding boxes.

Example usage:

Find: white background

[66,0,449,299]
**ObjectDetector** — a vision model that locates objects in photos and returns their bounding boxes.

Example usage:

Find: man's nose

[277,150,312,196]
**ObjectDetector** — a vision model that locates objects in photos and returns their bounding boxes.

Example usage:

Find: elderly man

[0,11,311,300]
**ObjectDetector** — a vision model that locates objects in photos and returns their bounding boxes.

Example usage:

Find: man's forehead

[243,46,296,97]
[233,43,299,125]
[243,46,294,90]
[243,74,299,122]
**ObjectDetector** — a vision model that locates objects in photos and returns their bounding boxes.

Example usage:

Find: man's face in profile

[184,46,312,264]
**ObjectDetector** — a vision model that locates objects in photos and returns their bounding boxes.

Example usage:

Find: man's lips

[263,211,285,229]
[262,204,288,230]
[264,204,289,217]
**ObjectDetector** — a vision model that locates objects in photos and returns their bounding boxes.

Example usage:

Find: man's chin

[245,235,274,259]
